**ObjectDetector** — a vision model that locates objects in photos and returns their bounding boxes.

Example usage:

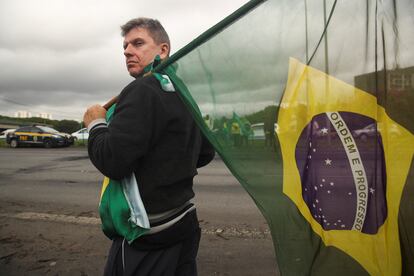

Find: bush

[0,139,7,147]
[74,140,88,147]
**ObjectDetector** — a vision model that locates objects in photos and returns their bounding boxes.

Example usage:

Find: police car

[6,125,74,148]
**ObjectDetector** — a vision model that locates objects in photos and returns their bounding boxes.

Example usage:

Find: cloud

[0,0,412,121]
[161,0,414,120]
[0,0,249,120]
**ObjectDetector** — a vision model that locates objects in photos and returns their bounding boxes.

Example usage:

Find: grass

[0,139,7,147]
[0,139,88,148]
[73,140,88,147]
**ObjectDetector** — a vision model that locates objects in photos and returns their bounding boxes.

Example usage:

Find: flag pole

[305,0,309,63]
[103,96,118,110]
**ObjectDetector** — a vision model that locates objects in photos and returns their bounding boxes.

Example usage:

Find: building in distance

[14,110,32,118]
[38,112,53,120]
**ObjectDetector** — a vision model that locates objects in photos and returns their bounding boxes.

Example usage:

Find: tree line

[0,115,82,134]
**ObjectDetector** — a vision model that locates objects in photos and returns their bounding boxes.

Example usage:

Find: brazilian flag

[150,0,414,274]
[278,58,414,275]
[99,104,150,244]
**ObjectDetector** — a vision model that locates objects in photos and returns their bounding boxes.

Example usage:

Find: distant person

[231,121,241,147]
[204,114,214,130]
[241,122,251,146]
[83,17,215,276]
[264,106,277,149]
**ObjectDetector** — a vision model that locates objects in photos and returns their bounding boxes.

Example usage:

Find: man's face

[123,27,169,77]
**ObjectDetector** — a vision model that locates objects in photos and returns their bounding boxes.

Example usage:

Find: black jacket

[88,75,215,213]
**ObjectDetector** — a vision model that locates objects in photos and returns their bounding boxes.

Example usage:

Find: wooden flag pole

[103,96,118,110]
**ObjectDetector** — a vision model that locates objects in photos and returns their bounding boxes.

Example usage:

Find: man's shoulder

[123,75,161,93]
[117,75,163,105]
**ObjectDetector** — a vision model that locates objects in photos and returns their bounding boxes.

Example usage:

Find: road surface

[0,147,279,275]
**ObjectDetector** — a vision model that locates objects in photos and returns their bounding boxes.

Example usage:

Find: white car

[352,123,377,141]
[250,123,265,140]
[249,123,279,140]
[0,129,16,140]
[71,128,89,141]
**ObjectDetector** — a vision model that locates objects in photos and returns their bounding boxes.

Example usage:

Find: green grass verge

[0,139,7,147]
[73,140,88,147]
[0,139,88,148]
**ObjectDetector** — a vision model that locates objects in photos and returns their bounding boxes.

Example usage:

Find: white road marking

[0,212,101,225]
[0,212,271,239]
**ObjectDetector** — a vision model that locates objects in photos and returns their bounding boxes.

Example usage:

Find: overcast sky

[1,0,412,121]
[0,0,248,121]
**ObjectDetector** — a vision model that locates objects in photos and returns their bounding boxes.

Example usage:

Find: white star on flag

[324,158,332,165]
[321,128,328,135]
[370,188,375,194]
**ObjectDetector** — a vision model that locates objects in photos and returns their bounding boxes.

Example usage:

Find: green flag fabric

[99,104,150,244]
[152,0,414,275]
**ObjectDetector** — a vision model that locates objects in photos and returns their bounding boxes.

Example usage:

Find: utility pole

[323,0,330,74]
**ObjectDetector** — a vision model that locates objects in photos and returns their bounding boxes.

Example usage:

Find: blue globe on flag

[295,112,387,234]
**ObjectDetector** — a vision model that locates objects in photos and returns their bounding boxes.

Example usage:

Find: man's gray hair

[121,17,170,48]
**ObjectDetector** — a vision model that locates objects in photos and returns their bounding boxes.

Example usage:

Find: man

[83,18,215,276]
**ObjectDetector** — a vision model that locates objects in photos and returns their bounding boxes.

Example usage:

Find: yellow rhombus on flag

[277,58,414,275]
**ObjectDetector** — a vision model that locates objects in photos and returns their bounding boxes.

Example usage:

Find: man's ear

[159,43,170,59]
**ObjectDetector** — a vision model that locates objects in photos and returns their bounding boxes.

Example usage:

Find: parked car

[71,128,89,141]
[352,123,377,141]
[6,125,74,148]
[0,129,16,140]
[250,123,265,140]
[352,123,401,141]
[249,123,279,140]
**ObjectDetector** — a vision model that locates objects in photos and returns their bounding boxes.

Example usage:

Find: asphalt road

[0,147,278,276]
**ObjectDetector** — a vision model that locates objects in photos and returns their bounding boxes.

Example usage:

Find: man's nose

[124,44,133,57]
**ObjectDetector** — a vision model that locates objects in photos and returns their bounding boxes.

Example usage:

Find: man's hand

[83,104,107,128]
